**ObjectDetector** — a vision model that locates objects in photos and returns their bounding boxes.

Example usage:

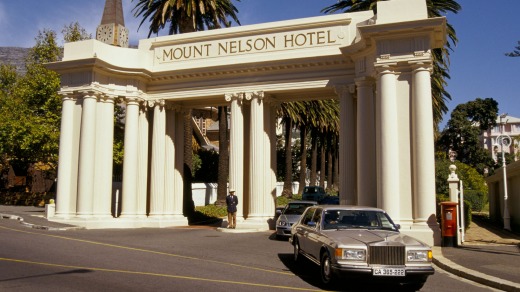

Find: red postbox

[440,202,458,247]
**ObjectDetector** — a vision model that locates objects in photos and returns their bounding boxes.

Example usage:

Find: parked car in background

[301,186,326,202]
[290,205,434,290]
[275,200,318,239]
[318,195,339,205]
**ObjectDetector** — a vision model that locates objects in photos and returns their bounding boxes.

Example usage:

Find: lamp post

[494,113,511,231]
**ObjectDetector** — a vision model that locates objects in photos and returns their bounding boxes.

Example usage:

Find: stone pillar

[355,78,377,206]
[447,165,460,202]
[268,101,279,216]
[247,92,265,219]
[337,85,357,205]
[137,102,149,218]
[76,93,97,218]
[120,97,140,218]
[163,106,176,217]
[93,94,115,218]
[412,64,437,224]
[174,109,185,218]
[149,100,166,217]
[55,92,78,218]
[377,66,400,219]
[226,93,245,219]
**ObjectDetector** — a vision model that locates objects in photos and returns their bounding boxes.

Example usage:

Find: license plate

[373,268,405,277]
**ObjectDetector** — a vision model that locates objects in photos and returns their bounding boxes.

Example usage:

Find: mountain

[0,47,30,75]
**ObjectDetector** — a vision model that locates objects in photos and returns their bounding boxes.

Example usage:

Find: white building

[480,114,520,162]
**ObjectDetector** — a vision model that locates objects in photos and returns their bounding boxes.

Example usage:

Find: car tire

[320,252,334,285]
[293,238,301,262]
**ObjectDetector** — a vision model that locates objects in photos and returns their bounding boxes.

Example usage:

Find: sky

[0,0,518,128]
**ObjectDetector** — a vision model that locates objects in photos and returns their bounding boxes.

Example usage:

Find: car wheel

[320,252,334,285]
[293,238,301,262]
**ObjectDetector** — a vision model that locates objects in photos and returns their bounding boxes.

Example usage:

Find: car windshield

[283,203,314,215]
[322,209,398,231]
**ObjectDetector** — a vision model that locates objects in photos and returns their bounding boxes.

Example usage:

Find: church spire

[96,0,129,47]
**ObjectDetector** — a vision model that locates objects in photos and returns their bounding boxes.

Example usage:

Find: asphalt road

[0,219,500,292]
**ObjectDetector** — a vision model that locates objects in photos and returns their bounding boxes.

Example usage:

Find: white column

[55,93,78,218]
[93,94,115,218]
[174,109,185,217]
[268,101,278,216]
[337,85,357,205]
[412,64,437,224]
[248,92,265,219]
[149,100,166,217]
[137,103,149,218]
[226,93,245,219]
[356,78,377,207]
[76,93,97,217]
[163,107,176,216]
[377,67,400,219]
[120,98,140,218]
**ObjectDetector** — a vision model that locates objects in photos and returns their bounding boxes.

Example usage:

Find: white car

[290,205,434,290]
[275,200,317,238]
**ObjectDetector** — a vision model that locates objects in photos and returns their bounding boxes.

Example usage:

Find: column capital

[410,62,433,73]
[147,99,165,108]
[58,90,78,101]
[225,92,244,103]
[99,93,117,103]
[244,91,265,101]
[334,84,356,97]
[354,76,375,87]
[375,65,396,75]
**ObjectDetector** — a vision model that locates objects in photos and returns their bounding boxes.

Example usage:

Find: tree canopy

[437,98,498,174]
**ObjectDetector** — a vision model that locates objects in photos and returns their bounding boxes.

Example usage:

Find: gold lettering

[218,42,227,55]
[316,31,326,44]
[284,34,294,48]
[327,30,337,44]
[163,48,173,61]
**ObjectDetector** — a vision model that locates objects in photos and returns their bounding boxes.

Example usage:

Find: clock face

[97,25,113,43]
[118,27,129,47]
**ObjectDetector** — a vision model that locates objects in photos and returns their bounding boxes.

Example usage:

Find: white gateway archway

[47,0,445,246]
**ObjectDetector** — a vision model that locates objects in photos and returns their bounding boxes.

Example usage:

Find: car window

[322,210,398,231]
[301,207,316,226]
[312,208,322,229]
[283,203,315,215]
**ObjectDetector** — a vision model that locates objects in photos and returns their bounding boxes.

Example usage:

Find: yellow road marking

[0,257,323,291]
[0,225,293,276]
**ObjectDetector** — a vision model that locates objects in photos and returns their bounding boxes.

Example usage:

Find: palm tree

[133,0,241,214]
[322,0,461,127]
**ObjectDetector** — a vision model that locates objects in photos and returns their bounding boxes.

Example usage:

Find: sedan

[289,205,434,290]
[275,200,318,238]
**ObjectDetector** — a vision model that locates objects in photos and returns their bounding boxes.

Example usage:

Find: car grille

[368,246,405,265]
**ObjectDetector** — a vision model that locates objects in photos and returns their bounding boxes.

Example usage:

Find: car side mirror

[395,224,401,230]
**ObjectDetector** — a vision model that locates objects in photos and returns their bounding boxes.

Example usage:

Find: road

[0,219,500,291]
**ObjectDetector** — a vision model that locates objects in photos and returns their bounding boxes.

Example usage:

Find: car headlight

[407,250,432,262]
[336,248,366,261]
[278,221,287,226]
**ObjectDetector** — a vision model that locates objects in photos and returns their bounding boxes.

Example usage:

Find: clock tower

[96,0,129,48]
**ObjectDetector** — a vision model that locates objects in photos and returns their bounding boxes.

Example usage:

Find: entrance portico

[47,0,445,245]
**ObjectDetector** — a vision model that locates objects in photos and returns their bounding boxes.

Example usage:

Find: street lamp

[494,113,511,231]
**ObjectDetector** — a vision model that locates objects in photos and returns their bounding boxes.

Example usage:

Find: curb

[0,213,84,231]
[432,246,520,292]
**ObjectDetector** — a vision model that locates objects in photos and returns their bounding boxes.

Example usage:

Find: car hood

[325,229,428,247]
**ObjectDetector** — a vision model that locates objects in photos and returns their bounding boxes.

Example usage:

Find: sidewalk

[433,215,520,292]
[1,205,519,291]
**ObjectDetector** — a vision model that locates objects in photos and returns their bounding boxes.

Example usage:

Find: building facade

[46,0,446,246]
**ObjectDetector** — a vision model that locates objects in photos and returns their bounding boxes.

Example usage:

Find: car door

[295,207,317,254]
[305,208,324,259]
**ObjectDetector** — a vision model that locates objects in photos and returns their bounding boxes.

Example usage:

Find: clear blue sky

[0,0,518,128]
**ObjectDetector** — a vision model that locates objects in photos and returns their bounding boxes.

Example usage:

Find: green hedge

[0,192,55,206]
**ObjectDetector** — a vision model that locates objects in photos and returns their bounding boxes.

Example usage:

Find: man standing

[226,189,238,229]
